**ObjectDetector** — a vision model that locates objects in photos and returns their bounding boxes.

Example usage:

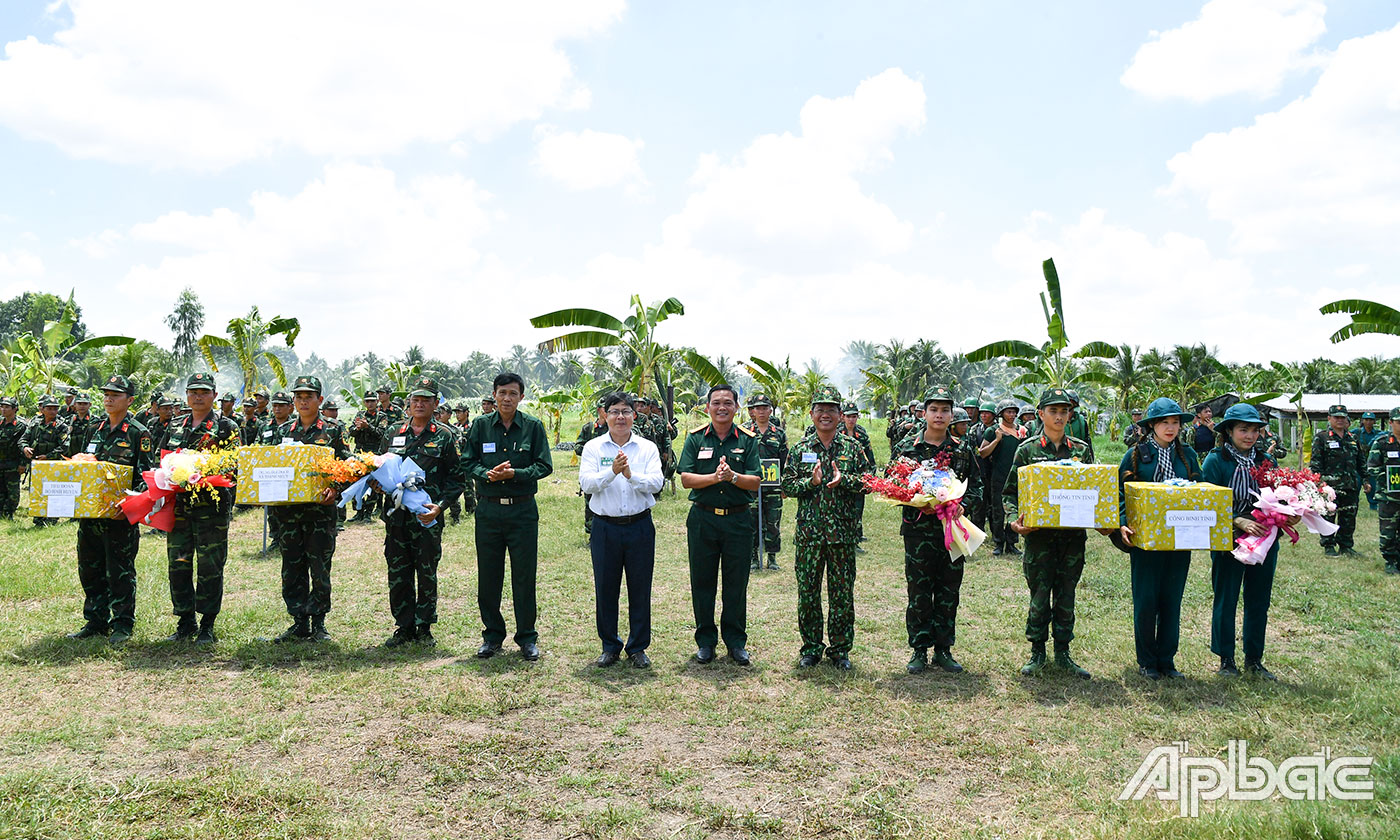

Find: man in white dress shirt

[579,392,665,668]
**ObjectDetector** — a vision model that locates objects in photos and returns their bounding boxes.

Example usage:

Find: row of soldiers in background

[575,395,677,536]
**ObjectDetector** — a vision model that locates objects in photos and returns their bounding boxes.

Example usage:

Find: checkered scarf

[1227,445,1259,516]
[1150,439,1176,482]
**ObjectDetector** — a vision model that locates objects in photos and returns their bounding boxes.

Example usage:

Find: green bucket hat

[1360,411,1376,420]
[810,384,843,407]
[1139,397,1193,430]
[1217,402,1265,432]
[1037,388,1073,409]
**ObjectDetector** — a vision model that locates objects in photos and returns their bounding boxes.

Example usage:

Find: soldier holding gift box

[1116,398,1202,681]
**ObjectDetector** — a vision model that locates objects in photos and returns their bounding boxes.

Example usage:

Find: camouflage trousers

[0,468,19,518]
[76,518,140,633]
[904,531,965,651]
[384,508,442,631]
[750,491,782,560]
[986,472,1016,550]
[795,541,856,659]
[270,504,337,618]
[1021,530,1086,644]
[167,499,231,618]
[1320,489,1358,550]
[1380,501,1399,570]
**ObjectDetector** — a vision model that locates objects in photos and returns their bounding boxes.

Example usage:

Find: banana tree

[531,295,723,405]
[530,372,597,449]
[1320,298,1400,342]
[337,361,375,407]
[7,293,133,402]
[966,258,1114,400]
[198,307,300,394]
[382,361,422,396]
[741,356,798,419]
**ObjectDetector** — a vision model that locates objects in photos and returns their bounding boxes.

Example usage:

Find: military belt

[693,503,750,516]
[484,496,526,505]
[595,510,651,526]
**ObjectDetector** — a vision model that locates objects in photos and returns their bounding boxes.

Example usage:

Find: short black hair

[706,384,738,403]
[493,372,525,394]
[601,392,634,412]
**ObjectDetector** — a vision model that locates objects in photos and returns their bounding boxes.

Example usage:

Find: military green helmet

[810,384,842,407]
[979,401,995,413]
[996,397,1019,414]
[962,397,980,409]
[1037,387,1073,409]
[952,407,970,423]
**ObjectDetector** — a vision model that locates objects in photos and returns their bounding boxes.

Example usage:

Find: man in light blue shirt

[579,392,665,668]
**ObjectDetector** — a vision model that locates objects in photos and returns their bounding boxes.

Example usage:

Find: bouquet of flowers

[337,453,434,528]
[864,455,985,559]
[119,448,237,531]
[1232,465,1340,565]
[312,452,380,492]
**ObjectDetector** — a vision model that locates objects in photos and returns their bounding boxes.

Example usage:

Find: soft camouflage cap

[38,395,60,407]
[362,389,376,400]
[810,384,843,407]
[376,384,393,395]
[74,393,92,404]
[270,391,292,405]
[1130,408,1143,415]
[408,378,439,399]
[186,372,216,391]
[322,399,339,410]
[0,397,16,408]
[158,397,178,407]
[1037,387,1074,409]
[100,374,135,396]
[923,385,954,407]
[1389,407,1400,421]
[242,397,257,407]
[842,400,858,415]
[747,392,773,408]
[1328,404,1349,417]
[482,395,497,404]
[219,392,236,402]
[253,388,270,399]
[290,375,322,394]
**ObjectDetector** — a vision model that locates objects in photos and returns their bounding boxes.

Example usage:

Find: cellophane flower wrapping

[863,455,985,560]
[337,453,434,528]
[1231,466,1340,564]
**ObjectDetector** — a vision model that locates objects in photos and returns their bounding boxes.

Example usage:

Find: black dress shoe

[1162,668,1186,679]
[695,646,715,664]
[628,651,651,669]
[1005,545,1022,556]
[476,641,502,658]
[831,657,852,671]
[67,624,108,640]
[520,642,541,661]
[729,648,751,666]
[1138,666,1161,680]
[992,546,1004,556]
[798,654,821,668]
[1244,658,1277,680]
[595,650,620,667]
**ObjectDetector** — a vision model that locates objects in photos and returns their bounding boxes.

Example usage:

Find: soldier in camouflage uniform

[1311,404,1366,557]
[1354,411,1383,511]
[452,401,477,516]
[575,398,609,535]
[217,392,237,422]
[21,395,69,527]
[161,373,241,645]
[65,393,95,456]
[978,398,1026,556]
[1065,391,1095,463]
[950,406,985,528]
[348,390,387,522]
[0,397,27,519]
[147,397,176,450]
[1122,409,1145,447]
[1256,411,1288,461]
[840,401,876,548]
[236,398,258,445]
[1005,387,1099,679]
[744,393,787,571]
[133,392,160,428]
[1366,407,1400,575]
[320,398,349,531]
[267,376,350,643]
[68,375,153,647]
[375,386,404,426]
[781,385,871,669]
[892,386,982,674]
[255,391,294,550]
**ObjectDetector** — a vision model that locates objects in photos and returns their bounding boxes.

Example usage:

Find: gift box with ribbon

[235,444,334,505]
[29,460,132,519]
[1124,480,1234,551]
[1016,461,1118,530]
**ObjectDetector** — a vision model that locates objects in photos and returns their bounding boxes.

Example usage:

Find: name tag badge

[85,443,97,454]
[732,448,744,455]
[801,452,819,464]
[392,436,407,447]
[1389,451,1399,459]
[698,448,714,460]
[1328,441,1340,449]
[483,442,496,453]
[262,431,273,438]
[281,437,294,446]
[600,457,614,468]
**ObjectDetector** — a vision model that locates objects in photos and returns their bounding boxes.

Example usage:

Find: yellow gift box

[30,460,133,519]
[1124,481,1233,551]
[235,445,334,505]
[1017,462,1118,529]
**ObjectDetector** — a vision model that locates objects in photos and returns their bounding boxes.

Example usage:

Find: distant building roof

[1261,393,1400,420]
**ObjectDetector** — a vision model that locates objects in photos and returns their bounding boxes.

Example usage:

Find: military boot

[906,649,928,674]
[766,553,779,571]
[750,553,761,572]
[932,648,963,673]
[1054,644,1090,679]
[1323,545,1338,557]
[273,616,311,643]
[310,615,331,642]
[166,613,198,642]
[1244,657,1277,681]
[195,615,217,646]
[67,623,109,640]
[1020,643,1047,675]
[1385,564,1399,576]
[1217,656,1241,677]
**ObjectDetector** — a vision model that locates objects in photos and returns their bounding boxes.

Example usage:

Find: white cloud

[1122,0,1327,102]
[1163,23,1400,252]
[0,248,44,279]
[532,126,645,190]
[661,67,926,273]
[68,228,123,258]
[113,162,500,359]
[0,0,624,170]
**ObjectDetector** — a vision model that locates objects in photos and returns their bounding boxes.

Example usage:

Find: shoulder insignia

[688,423,709,435]
[736,424,756,437]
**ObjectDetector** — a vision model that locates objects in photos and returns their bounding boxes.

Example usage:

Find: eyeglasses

[606,409,634,417]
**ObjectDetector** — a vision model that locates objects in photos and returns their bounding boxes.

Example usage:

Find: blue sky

[1,0,1397,372]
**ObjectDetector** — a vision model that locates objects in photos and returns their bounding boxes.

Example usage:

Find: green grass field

[0,432,1396,839]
